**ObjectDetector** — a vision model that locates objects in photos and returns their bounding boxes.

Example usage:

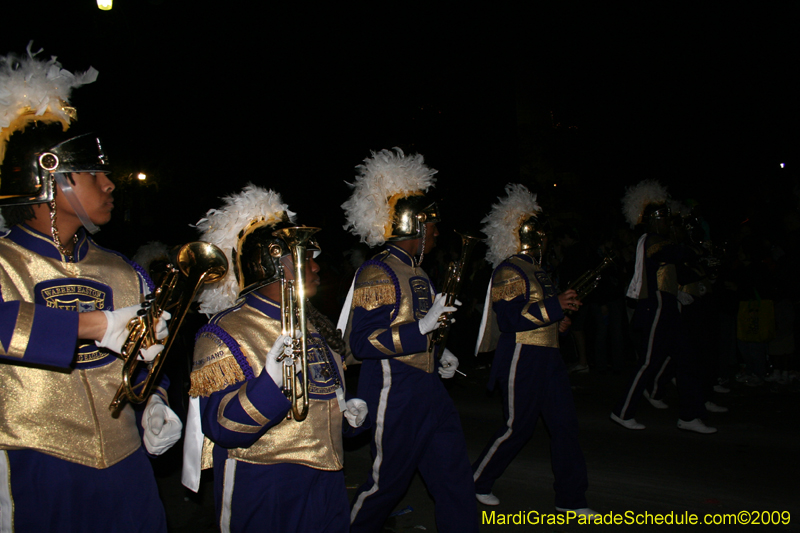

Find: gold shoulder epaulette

[188,330,247,397]
[353,262,396,311]
[491,265,527,302]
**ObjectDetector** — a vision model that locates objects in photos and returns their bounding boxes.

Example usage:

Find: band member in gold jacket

[472,184,594,515]
[182,184,367,533]
[338,148,478,533]
[0,45,179,532]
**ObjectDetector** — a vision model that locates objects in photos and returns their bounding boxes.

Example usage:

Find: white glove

[438,348,459,379]
[418,294,459,335]
[140,309,171,362]
[677,291,695,306]
[344,398,368,428]
[97,304,171,360]
[97,304,141,353]
[153,310,171,341]
[142,395,182,455]
[264,334,292,389]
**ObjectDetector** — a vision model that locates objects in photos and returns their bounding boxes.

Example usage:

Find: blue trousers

[211,455,350,533]
[614,294,705,421]
[350,359,478,533]
[472,342,588,510]
[4,448,166,533]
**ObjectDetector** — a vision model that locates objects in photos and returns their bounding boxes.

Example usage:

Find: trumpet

[109,241,228,417]
[565,255,616,304]
[272,226,320,422]
[429,230,480,351]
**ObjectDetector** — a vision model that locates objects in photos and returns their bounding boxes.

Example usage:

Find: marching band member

[0,44,179,532]
[611,179,714,433]
[472,183,594,515]
[338,148,478,533]
[182,184,367,532]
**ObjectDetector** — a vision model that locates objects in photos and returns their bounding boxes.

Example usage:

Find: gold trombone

[109,241,228,417]
[271,226,320,422]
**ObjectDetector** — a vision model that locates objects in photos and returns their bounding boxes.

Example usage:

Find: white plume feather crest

[342,147,437,247]
[482,183,542,268]
[194,183,296,315]
[0,42,98,162]
[132,241,170,273]
[621,179,669,228]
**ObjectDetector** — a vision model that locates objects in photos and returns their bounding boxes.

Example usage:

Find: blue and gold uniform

[0,223,167,533]
[472,253,589,510]
[613,234,706,422]
[344,244,478,533]
[188,291,350,533]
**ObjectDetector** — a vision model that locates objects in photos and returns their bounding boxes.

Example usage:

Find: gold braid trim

[352,282,396,310]
[491,278,526,302]
[189,357,247,397]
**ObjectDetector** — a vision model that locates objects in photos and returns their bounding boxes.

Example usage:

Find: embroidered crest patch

[35,278,116,365]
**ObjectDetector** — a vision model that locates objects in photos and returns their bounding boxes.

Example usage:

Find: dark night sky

[5,1,799,255]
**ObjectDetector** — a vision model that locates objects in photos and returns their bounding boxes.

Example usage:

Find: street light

[137,173,147,181]
[97,0,112,10]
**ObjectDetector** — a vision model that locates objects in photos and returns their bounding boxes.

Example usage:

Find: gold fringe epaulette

[352,263,397,310]
[353,281,396,310]
[188,357,247,397]
[491,277,526,302]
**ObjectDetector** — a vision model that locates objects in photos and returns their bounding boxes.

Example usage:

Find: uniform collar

[514,252,535,264]
[245,291,282,320]
[7,224,89,263]
[386,243,417,267]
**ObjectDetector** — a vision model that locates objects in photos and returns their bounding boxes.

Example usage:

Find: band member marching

[338,148,478,533]
[0,44,179,532]
[472,183,595,515]
[611,180,715,433]
[182,184,368,532]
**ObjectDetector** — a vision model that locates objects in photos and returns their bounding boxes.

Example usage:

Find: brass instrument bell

[108,241,228,417]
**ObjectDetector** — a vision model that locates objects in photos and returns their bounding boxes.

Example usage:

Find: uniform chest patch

[34,278,116,365]
[534,271,557,299]
[410,276,433,320]
[306,333,340,397]
[36,278,112,312]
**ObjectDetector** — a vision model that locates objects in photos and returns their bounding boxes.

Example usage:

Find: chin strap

[48,175,78,262]
[416,222,427,266]
[53,172,101,234]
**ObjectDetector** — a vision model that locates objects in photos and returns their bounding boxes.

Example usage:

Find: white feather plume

[0,42,98,132]
[621,179,669,228]
[342,147,437,247]
[482,183,542,268]
[194,183,295,315]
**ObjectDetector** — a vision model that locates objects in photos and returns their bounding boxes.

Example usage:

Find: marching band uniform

[472,184,591,513]
[344,245,477,532]
[339,148,477,532]
[0,225,169,532]
[183,184,366,533]
[0,46,177,532]
[645,211,725,412]
[190,292,350,532]
[611,180,713,433]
